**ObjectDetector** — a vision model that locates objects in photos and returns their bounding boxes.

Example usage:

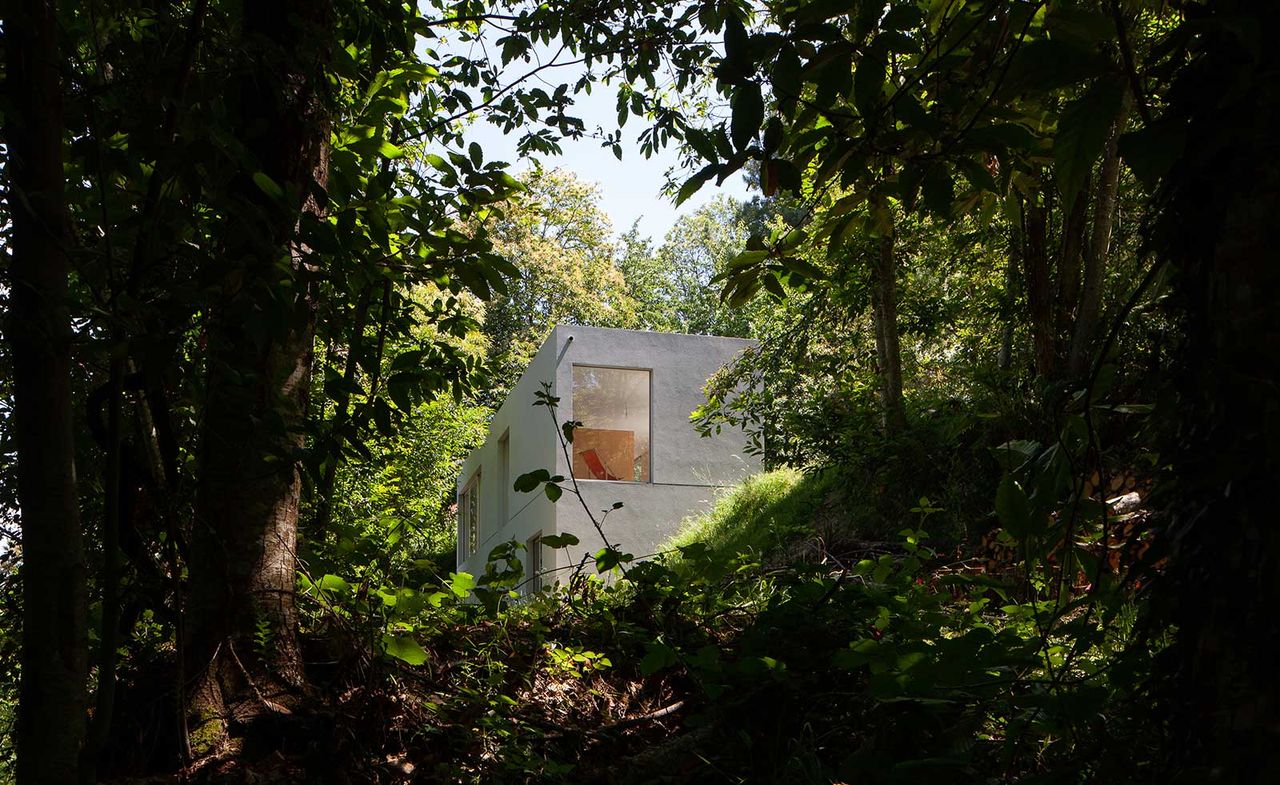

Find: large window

[571,366,650,482]
[459,471,480,557]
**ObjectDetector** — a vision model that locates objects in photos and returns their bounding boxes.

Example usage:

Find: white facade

[455,325,760,588]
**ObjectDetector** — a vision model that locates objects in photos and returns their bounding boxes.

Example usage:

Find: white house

[455,325,760,590]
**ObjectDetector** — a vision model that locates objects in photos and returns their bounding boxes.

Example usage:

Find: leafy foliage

[0,0,1270,780]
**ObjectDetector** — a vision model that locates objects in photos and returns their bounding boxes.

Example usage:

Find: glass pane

[572,366,650,482]
[527,533,543,593]
[462,474,479,556]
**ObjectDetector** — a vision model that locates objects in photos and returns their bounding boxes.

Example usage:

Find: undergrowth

[171,447,1165,784]
[124,398,1167,784]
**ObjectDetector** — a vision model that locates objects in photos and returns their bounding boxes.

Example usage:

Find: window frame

[459,469,481,559]
[525,531,544,594]
[569,363,653,484]
[497,428,510,528]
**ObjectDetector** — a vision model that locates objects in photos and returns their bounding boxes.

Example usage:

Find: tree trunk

[868,194,907,434]
[998,219,1022,372]
[1055,179,1091,348]
[3,0,90,780]
[1157,1,1280,776]
[1022,192,1055,380]
[183,0,331,753]
[1067,97,1129,377]
[311,287,372,540]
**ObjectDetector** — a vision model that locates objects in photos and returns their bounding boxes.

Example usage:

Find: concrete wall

[455,332,561,577]
[457,324,761,586]
[549,325,759,574]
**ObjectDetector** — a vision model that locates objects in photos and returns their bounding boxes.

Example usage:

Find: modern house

[455,325,760,590]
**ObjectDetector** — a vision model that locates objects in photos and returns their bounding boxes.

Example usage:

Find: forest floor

[108,465,1159,784]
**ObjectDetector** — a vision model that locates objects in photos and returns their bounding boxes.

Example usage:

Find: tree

[2,0,89,780]
[181,0,334,747]
[481,168,638,392]
[0,0,719,764]
[659,1,1151,393]
[1145,0,1280,774]
[867,188,907,432]
[620,197,757,338]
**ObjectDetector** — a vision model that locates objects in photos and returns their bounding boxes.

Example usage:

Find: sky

[432,20,750,245]
[459,86,750,244]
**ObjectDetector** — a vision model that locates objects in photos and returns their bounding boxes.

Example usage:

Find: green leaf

[676,164,719,206]
[762,117,784,153]
[728,249,769,269]
[423,153,453,174]
[1054,79,1125,205]
[882,4,924,31]
[966,123,1039,152]
[921,164,955,217]
[640,642,679,675]
[594,547,633,573]
[723,15,749,66]
[1003,39,1107,95]
[544,483,563,502]
[762,272,786,299]
[954,156,998,193]
[382,634,428,666]
[782,256,824,281]
[514,469,551,493]
[854,39,888,118]
[540,533,580,548]
[378,139,404,159]
[448,572,476,598]
[684,129,719,162]
[252,172,284,200]
[995,476,1033,539]
[731,82,764,151]
[372,398,393,437]
[317,574,351,594]
[1118,119,1187,190]
[677,542,710,560]
[772,47,803,101]
[1045,5,1114,46]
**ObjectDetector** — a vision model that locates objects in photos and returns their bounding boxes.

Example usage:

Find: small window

[572,366,650,482]
[526,532,544,594]
[497,430,510,527]
[459,471,480,558]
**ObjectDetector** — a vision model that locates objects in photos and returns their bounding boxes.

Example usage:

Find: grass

[664,467,836,564]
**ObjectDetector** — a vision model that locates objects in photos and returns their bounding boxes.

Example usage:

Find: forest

[1,0,1277,782]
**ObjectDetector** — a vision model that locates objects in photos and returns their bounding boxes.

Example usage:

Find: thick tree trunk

[1158,1,1280,776]
[2,0,89,780]
[183,0,331,753]
[868,195,907,434]
[1067,98,1129,377]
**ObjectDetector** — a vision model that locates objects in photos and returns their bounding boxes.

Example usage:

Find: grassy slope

[665,468,837,564]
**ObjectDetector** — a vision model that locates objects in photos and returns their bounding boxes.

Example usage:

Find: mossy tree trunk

[183,0,331,753]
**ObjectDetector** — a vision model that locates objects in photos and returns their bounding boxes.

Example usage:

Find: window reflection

[571,366,650,482]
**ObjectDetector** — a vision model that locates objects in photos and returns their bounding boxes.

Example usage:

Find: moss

[664,468,836,565]
[187,706,227,755]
